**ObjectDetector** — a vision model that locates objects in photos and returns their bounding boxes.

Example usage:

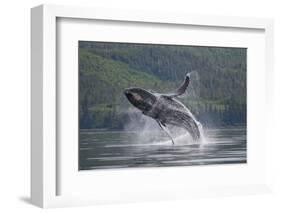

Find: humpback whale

[124,73,203,144]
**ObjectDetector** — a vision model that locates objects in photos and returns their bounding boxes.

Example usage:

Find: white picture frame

[31,4,274,208]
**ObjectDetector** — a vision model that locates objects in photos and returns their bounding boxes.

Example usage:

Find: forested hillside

[79,41,246,129]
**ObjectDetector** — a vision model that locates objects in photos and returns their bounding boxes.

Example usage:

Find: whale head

[124,88,157,112]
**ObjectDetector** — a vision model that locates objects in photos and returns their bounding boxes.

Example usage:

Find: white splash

[124,109,207,146]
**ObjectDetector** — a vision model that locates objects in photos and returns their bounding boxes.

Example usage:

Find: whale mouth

[124,87,157,112]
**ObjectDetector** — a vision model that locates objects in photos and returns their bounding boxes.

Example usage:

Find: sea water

[79,126,246,170]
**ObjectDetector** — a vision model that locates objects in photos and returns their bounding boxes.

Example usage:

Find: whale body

[124,73,203,144]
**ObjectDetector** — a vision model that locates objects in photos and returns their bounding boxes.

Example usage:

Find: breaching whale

[124,73,203,144]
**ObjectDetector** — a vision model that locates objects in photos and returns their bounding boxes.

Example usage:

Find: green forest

[79,41,246,129]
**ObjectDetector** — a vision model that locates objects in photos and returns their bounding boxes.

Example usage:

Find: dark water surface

[79,126,246,170]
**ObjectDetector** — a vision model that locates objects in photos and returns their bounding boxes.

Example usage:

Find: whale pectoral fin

[157,121,175,145]
[167,73,190,97]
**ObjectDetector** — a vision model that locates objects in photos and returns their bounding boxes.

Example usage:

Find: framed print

[78,41,247,171]
[31,4,274,208]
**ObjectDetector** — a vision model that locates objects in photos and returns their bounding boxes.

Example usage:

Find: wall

[0,0,280,212]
